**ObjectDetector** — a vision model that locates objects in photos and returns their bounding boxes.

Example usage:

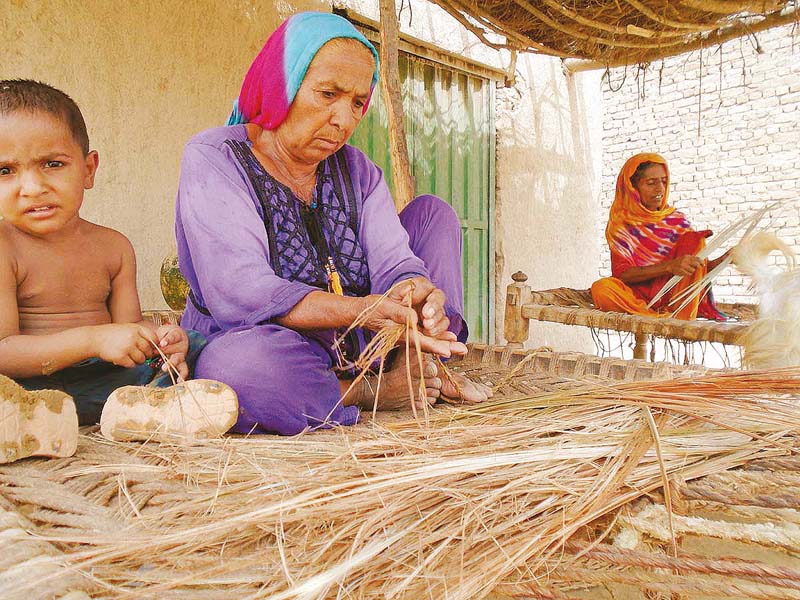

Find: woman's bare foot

[342,350,442,412]
[342,352,494,411]
[439,368,493,404]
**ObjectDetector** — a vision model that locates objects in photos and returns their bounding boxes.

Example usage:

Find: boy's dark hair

[0,80,89,154]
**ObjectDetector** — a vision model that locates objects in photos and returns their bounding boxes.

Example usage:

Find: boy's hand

[156,325,190,380]
[92,323,157,368]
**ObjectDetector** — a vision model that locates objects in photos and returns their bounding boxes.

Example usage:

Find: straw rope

[564,541,800,587]
[0,496,91,600]
[622,503,800,550]
[2,343,800,598]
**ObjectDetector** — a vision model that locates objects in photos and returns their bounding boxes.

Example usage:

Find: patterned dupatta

[226,11,379,129]
[605,153,694,273]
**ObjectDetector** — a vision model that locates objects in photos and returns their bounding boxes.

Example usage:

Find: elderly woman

[591,153,729,320]
[175,12,490,435]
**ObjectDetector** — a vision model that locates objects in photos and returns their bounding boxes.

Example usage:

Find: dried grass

[3,365,800,599]
[425,0,798,66]
[733,232,800,370]
[336,281,429,419]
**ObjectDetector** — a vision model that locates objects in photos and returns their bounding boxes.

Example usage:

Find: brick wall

[600,24,800,304]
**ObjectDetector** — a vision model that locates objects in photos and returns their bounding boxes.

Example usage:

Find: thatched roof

[427,0,798,68]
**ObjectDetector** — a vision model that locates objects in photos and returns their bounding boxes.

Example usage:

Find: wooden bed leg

[633,332,648,360]
[504,271,532,349]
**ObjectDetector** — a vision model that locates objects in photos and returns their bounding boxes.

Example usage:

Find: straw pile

[2,353,800,599]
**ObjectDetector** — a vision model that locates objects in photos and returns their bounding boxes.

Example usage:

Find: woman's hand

[358,278,466,358]
[390,277,450,337]
[393,277,466,356]
[667,255,704,277]
[417,285,451,338]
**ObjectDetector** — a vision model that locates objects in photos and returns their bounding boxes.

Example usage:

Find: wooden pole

[378,0,415,211]
[504,271,532,349]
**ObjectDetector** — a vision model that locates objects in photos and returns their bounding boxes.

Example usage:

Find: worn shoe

[0,375,78,464]
[100,379,238,442]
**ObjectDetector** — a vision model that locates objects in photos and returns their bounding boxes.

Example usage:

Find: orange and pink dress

[591,153,726,321]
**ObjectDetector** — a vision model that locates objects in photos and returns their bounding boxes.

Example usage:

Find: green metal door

[350,53,494,343]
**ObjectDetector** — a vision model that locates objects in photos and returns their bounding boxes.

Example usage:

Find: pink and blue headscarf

[227,12,380,129]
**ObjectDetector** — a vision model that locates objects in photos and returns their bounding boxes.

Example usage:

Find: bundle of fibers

[733,232,800,369]
[2,368,800,599]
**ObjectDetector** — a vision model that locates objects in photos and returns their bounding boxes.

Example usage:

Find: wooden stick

[379,0,415,211]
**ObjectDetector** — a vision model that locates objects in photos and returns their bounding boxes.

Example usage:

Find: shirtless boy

[0,80,237,463]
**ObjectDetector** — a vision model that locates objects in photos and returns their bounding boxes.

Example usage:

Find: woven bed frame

[3,333,800,599]
[504,271,756,361]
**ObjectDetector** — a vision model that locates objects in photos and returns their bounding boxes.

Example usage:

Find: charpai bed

[505,271,757,362]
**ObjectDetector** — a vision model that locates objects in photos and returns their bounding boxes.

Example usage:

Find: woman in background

[591,153,730,320]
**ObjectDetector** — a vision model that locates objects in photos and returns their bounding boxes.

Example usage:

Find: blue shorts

[16,330,207,426]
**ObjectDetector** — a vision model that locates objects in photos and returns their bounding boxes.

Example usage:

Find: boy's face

[0,110,98,238]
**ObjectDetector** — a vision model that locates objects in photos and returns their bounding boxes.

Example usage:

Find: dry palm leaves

[336,279,465,417]
[648,202,778,314]
[2,363,800,599]
[426,0,798,67]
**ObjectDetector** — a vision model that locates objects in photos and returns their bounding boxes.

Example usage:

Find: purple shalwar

[176,125,466,435]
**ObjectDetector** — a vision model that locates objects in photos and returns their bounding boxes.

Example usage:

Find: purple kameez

[176,125,466,435]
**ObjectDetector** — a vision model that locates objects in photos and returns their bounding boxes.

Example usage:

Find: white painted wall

[600,24,800,304]
[495,58,602,351]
